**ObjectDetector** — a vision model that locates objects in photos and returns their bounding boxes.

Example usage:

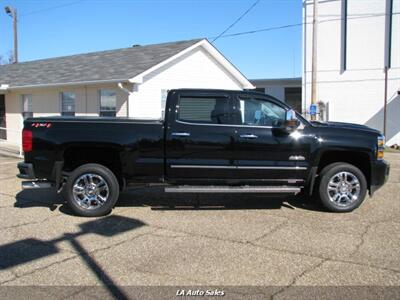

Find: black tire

[318,162,367,212]
[65,163,120,217]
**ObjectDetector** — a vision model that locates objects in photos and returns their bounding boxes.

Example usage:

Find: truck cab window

[178,96,231,125]
[234,97,286,127]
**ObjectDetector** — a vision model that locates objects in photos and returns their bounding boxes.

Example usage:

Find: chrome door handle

[171,132,191,137]
[239,134,258,139]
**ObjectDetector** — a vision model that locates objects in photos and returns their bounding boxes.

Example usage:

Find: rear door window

[178,96,232,125]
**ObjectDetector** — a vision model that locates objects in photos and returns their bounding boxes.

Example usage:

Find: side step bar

[165,185,301,194]
[22,181,53,190]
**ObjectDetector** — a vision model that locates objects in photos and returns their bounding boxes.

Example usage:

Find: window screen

[61,92,75,116]
[178,97,230,124]
[99,89,116,117]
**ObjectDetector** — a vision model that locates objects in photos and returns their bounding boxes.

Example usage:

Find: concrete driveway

[0,153,399,299]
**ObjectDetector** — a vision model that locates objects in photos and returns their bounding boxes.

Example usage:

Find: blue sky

[0,0,302,79]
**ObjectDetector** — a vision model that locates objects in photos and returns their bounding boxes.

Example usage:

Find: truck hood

[311,121,381,135]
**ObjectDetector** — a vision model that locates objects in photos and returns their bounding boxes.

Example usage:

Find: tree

[0,51,14,65]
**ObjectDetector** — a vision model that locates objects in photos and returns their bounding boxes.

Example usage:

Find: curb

[0,149,22,159]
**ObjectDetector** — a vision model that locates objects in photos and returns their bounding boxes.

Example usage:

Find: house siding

[3,83,130,144]
[129,47,243,119]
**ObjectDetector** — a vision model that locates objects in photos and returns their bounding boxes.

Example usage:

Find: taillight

[22,129,32,152]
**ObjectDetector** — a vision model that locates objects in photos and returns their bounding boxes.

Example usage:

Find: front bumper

[17,162,36,179]
[370,159,390,195]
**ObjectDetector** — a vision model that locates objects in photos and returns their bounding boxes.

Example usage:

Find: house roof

[250,77,301,86]
[0,39,202,89]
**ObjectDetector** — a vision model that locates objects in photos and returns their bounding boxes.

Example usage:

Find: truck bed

[24,116,165,180]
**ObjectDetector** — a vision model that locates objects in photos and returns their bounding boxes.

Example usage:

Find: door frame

[164,90,238,181]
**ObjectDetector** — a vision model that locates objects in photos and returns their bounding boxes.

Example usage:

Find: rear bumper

[370,159,390,195]
[17,162,36,179]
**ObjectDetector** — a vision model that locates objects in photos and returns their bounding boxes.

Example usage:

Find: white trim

[6,79,128,90]
[129,39,255,89]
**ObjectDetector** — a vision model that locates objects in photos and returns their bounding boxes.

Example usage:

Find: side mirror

[283,109,300,132]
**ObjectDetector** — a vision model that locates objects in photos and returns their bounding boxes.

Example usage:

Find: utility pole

[383,66,388,137]
[4,6,18,63]
[310,0,318,121]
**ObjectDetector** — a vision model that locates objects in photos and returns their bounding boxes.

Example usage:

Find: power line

[209,11,400,40]
[20,0,85,17]
[212,0,261,43]
[211,22,303,39]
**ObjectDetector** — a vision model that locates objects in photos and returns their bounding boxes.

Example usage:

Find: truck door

[165,91,237,180]
[231,94,311,183]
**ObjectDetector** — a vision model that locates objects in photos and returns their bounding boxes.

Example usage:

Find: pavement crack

[0,231,154,285]
[350,218,400,257]
[251,219,289,243]
[350,222,374,257]
[147,224,400,274]
[0,255,78,285]
[0,214,63,232]
[270,259,327,300]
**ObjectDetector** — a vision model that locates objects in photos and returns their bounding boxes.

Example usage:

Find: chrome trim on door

[171,132,191,137]
[175,119,274,129]
[237,166,307,170]
[289,155,306,161]
[239,134,258,139]
[170,165,236,169]
[170,165,307,170]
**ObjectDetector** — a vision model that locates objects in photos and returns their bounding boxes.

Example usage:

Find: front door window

[233,96,286,127]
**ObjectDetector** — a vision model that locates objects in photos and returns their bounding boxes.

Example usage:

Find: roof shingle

[0,39,202,88]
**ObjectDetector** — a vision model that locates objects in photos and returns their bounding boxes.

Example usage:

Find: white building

[0,39,254,153]
[303,0,400,145]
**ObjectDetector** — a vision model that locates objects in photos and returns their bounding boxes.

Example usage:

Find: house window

[61,92,75,116]
[21,94,33,119]
[161,89,168,119]
[99,89,117,117]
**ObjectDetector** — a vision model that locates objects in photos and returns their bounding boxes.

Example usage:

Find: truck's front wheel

[318,162,367,212]
[65,163,120,217]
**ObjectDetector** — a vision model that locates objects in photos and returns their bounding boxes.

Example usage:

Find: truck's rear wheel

[318,162,367,212]
[65,163,119,217]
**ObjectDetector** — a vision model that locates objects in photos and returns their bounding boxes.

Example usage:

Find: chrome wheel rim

[72,173,109,210]
[327,171,361,207]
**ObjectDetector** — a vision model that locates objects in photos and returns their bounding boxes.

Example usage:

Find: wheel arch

[62,145,124,189]
[309,149,372,196]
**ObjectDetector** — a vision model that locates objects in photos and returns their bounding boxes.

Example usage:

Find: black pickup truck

[18,89,390,216]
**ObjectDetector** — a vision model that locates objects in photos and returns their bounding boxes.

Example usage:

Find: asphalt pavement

[0,153,399,299]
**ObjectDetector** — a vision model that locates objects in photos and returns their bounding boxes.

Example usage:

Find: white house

[302,0,400,145]
[0,39,254,151]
